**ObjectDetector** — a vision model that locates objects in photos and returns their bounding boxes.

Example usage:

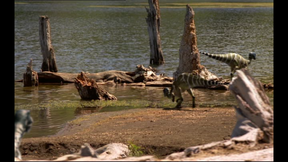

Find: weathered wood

[23,59,39,87]
[132,64,159,82]
[146,0,164,65]
[34,65,171,84]
[74,72,117,100]
[35,71,133,83]
[37,71,76,83]
[229,69,273,143]
[39,16,58,72]
[172,4,226,91]
[173,5,199,79]
[262,83,274,89]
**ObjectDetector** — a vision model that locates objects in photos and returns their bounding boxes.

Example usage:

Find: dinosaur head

[15,110,33,133]
[163,87,175,102]
[249,52,256,60]
[163,87,170,97]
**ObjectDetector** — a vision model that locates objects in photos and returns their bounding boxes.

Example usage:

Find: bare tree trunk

[173,5,198,79]
[146,0,164,65]
[173,5,220,82]
[39,16,58,72]
[23,59,39,87]
[229,69,273,143]
[74,72,117,100]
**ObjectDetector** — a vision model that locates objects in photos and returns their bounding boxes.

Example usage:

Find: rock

[94,143,130,160]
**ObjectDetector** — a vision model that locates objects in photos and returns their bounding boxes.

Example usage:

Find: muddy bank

[20,107,272,160]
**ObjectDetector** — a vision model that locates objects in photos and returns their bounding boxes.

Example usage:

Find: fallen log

[17,64,173,85]
[37,71,76,83]
[74,72,117,100]
[16,60,273,90]
[33,70,135,84]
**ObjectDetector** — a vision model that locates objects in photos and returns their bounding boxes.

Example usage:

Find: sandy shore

[20,107,273,160]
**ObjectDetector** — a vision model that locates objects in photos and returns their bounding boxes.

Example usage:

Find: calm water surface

[15,1,273,138]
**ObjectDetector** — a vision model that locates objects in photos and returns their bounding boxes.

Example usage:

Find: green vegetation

[14,99,177,112]
[127,141,144,157]
[14,100,80,111]
[15,97,242,113]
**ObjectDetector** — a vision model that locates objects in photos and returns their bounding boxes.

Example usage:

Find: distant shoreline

[15,1,273,8]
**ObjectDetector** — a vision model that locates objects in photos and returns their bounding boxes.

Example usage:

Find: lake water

[15,1,273,138]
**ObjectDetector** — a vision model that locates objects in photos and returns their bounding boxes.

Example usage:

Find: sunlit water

[15,1,273,138]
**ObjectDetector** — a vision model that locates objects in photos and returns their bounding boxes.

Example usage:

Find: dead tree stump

[23,59,39,87]
[173,5,219,82]
[74,72,117,100]
[39,16,58,72]
[146,0,164,65]
[229,69,273,143]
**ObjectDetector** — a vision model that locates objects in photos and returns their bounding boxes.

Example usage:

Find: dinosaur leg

[187,88,196,108]
[174,87,183,109]
[170,85,175,102]
[230,67,236,79]
[175,98,183,109]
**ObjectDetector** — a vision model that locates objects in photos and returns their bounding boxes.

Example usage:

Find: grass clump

[127,141,144,157]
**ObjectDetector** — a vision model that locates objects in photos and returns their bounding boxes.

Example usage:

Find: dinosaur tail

[200,51,231,64]
[190,75,228,87]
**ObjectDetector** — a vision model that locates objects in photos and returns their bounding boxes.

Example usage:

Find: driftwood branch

[74,72,117,100]
[229,69,273,143]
